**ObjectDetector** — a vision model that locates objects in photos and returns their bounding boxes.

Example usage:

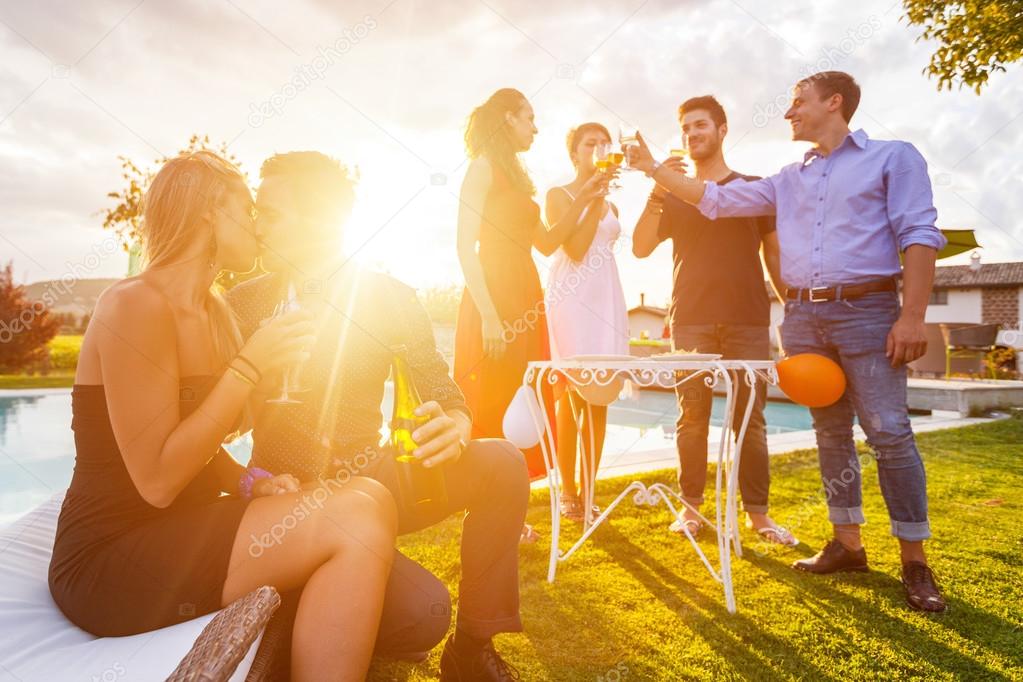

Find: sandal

[669,517,704,539]
[746,519,799,546]
[560,494,585,522]
[519,523,540,544]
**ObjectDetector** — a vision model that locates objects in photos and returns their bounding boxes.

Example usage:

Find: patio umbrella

[937,229,980,260]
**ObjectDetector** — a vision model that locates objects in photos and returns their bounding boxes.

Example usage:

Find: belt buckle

[808,287,829,303]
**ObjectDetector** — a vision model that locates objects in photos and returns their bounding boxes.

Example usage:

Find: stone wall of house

[981,287,1020,327]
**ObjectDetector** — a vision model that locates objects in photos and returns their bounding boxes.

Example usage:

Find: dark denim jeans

[780,291,931,541]
[672,324,771,513]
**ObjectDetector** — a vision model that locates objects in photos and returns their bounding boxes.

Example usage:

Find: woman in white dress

[544,123,630,522]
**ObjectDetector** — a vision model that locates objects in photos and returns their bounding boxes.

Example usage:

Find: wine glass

[618,123,639,170]
[266,283,309,404]
[670,133,691,177]
[603,143,625,190]
[592,141,620,191]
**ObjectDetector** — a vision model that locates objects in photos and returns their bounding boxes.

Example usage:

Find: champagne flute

[592,141,620,191]
[603,145,625,190]
[670,133,691,177]
[266,283,309,404]
[593,141,612,173]
[618,123,639,170]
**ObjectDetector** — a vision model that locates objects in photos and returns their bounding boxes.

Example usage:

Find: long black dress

[49,376,250,637]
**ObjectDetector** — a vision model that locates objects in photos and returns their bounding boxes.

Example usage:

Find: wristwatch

[645,160,662,178]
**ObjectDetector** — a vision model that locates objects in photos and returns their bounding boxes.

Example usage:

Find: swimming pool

[0,387,817,525]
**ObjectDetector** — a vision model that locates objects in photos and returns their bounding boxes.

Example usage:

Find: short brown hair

[565,122,611,165]
[799,71,861,122]
[678,95,727,128]
[260,151,356,223]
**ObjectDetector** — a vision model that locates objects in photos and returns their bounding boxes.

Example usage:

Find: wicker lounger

[168,586,281,682]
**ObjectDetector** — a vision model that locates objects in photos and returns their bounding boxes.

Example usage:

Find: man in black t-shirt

[633,96,795,546]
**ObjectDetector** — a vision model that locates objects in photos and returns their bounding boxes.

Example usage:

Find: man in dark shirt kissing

[632,95,797,547]
[228,152,528,681]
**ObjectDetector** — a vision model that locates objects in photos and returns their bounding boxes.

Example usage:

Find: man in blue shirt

[630,71,947,612]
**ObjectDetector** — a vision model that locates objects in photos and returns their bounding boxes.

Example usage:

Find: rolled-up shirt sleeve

[885,142,947,252]
[697,176,778,220]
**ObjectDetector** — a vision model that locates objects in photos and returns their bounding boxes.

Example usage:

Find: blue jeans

[780,291,930,541]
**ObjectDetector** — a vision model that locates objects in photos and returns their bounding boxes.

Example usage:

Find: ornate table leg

[711,364,738,612]
[527,367,564,584]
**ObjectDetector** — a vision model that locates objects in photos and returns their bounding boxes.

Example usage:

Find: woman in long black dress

[48,151,397,682]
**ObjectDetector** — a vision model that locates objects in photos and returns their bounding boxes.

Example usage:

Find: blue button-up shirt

[697,129,946,288]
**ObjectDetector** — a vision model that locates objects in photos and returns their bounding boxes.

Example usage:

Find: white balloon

[502,385,544,449]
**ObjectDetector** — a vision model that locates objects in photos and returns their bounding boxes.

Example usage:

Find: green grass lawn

[0,372,75,389]
[369,418,1023,681]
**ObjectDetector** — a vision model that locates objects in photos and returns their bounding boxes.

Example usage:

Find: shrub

[0,262,61,372]
[47,335,82,371]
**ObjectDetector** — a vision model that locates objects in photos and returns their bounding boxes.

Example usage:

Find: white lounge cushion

[0,493,261,681]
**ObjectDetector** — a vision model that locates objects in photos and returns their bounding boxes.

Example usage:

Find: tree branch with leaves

[102,134,247,248]
[904,0,1023,93]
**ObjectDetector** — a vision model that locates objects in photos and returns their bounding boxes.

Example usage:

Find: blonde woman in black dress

[48,151,396,682]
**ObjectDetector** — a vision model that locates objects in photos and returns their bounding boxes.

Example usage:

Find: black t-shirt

[657,171,776,327]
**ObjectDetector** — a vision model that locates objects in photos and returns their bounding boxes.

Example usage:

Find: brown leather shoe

[902,561,948,613]
[792,539,869,574]
[440,636,520,681]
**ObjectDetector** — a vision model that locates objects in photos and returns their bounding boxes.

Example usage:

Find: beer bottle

[388,346,448,518]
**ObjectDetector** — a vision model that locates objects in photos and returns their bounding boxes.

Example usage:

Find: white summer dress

[544,187,630,360]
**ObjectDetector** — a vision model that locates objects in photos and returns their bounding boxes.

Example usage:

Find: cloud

[0,0,1020,303]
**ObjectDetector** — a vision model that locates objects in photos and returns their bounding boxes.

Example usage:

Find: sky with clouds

[2,0,1021,309]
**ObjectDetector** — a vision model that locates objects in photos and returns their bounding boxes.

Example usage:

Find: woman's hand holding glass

[242,309,316,383]
[578,166,613,203]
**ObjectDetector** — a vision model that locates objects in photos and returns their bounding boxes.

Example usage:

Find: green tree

[0,262,61,373]
[102,134,246,249]
[102,135,260,287]
[904,0,1023,93]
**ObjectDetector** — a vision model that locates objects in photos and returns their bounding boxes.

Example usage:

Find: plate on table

[649,352,723,362]
[564,354,636,362]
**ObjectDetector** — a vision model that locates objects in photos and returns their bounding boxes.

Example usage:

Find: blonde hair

[140,151,249,368]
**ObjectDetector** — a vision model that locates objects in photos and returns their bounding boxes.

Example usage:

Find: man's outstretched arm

[628,132,778,218]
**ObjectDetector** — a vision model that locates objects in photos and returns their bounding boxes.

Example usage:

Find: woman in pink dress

[544,123,629,522]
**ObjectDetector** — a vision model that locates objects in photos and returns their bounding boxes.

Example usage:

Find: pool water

[0,387,816,525]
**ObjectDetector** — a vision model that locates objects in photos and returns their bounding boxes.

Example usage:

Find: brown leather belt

[785,277,898,303]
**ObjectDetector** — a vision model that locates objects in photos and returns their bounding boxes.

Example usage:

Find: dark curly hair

[464,88,535,195]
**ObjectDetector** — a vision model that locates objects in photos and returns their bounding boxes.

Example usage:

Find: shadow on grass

[745,552,1018,680]
[589,524,839,682]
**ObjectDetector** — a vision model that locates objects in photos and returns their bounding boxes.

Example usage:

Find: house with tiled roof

[926,256,1023,328]
[627,293,670,341]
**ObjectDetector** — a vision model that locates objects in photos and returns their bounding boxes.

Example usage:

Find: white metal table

[524,358,778,613]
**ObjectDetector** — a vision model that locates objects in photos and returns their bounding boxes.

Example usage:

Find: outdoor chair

[940,323,1000,379]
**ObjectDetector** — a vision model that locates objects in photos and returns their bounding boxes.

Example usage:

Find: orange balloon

[776,353,847,407]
